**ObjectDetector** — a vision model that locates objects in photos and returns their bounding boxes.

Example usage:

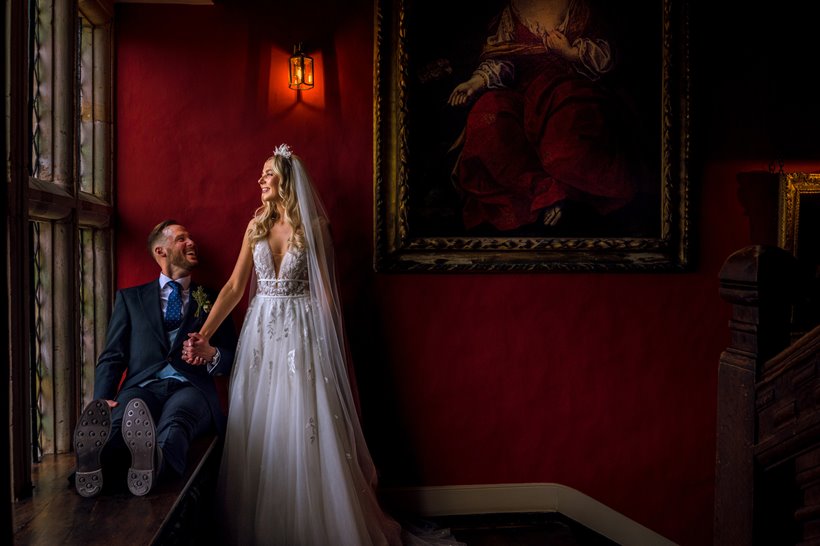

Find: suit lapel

[138,281,169,351]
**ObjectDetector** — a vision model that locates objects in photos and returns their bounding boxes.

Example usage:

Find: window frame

[7,0,114,499]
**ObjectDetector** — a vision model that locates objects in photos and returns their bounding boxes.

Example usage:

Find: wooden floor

[12,437,217,546]
[15,446,616,545]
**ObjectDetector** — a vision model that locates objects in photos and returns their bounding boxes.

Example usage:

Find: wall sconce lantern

[289,43,314,90]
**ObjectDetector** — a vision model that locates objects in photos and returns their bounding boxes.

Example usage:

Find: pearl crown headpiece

[273,143,293,159]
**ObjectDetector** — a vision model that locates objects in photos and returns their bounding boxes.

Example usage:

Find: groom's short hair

[147,219,180,256]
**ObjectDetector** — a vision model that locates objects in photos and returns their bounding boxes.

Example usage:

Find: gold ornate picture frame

[779,172,820,260]
[374,0,690,272]
[779,172,820,332]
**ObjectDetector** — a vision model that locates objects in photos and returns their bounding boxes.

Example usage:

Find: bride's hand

[183,333,215,366]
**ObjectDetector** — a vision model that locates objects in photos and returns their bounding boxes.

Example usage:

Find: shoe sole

[73,400,112,497]
[123,398,157,496]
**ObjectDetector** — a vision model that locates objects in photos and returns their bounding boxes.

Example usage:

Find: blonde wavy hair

[247,153,304,249]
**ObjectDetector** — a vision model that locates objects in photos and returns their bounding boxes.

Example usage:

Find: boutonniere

[192,286,212,318]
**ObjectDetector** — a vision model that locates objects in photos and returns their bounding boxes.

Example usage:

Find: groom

[73,219,236,497]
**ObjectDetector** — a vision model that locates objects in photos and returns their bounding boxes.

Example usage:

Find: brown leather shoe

[73,399,112,497]
[122,398,158,496]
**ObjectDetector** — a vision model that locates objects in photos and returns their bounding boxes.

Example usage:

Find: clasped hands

[182,333,216,366]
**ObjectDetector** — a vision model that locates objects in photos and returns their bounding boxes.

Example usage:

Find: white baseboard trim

[383,482,677,546]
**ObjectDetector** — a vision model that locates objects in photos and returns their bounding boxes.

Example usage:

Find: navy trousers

[103,378,213,478]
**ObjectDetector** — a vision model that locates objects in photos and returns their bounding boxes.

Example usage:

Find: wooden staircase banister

[714,245,820,545]
[755,322,820,467]
[758,323,820,381]
[714,245,798,545]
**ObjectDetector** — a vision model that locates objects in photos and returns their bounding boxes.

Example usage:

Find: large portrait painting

[374,0,689,271]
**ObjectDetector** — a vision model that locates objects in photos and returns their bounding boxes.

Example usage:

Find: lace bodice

[253,241,309,297]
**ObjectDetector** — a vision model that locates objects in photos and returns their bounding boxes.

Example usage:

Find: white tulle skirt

[217,294,402,545]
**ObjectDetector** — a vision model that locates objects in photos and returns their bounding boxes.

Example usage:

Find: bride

[183,145,459,545]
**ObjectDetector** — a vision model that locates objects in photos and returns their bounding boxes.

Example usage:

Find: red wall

[114,2,820,544]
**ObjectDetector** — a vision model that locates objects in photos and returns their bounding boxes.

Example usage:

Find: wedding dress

[218,240,400,545]
[217,154,462,545]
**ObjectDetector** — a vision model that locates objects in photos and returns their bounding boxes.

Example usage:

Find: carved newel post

[715,245,796,545]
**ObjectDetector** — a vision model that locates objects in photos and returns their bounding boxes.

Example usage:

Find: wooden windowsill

[13,435,218,545]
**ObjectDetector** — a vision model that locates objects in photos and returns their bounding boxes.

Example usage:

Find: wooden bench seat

[13,434,221,545]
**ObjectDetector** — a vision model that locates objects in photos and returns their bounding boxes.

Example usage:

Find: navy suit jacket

[93,280,237,434]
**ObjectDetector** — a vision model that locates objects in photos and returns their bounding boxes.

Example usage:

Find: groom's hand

[184,333,217,366]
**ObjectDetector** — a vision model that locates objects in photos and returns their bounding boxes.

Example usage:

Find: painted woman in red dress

[448,0,640,233]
